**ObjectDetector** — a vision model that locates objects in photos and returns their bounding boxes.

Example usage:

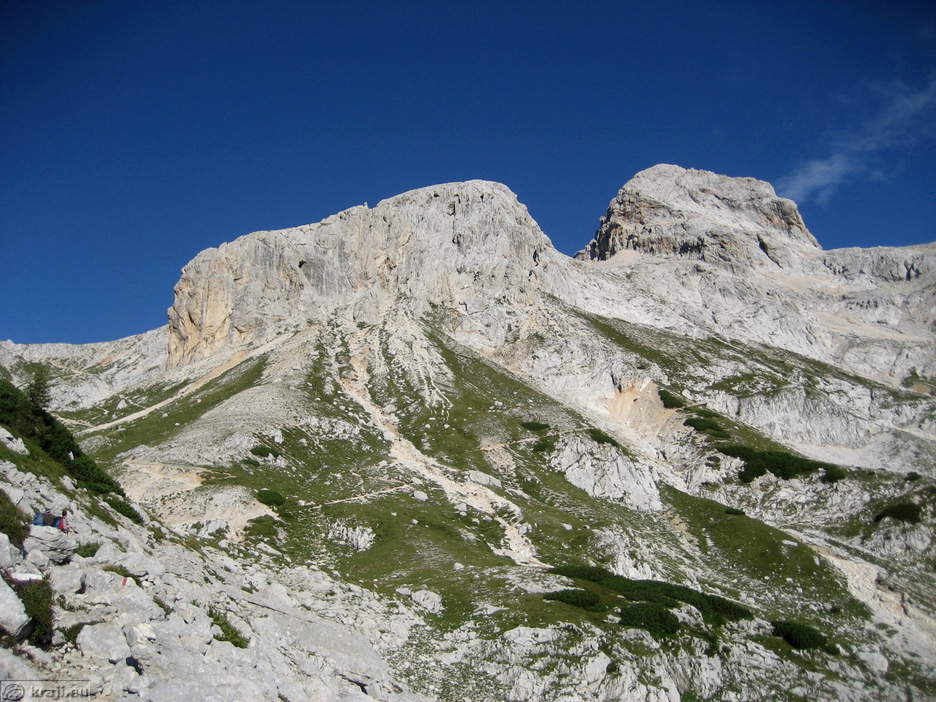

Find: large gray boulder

[0,427,28,455]
[22,525,76,565]
[0,532,17,570]
[0,647,41,680]
[76,622,131,663]
[0,577,29,638]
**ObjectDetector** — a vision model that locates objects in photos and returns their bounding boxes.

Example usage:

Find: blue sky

[2,0,934,343]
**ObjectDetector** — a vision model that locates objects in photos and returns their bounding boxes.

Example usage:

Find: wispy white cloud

[778,76,936,203]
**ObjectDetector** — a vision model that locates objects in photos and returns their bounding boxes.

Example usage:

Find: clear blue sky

[2,0,934,343]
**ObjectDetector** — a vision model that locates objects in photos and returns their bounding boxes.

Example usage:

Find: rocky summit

[1,164,934,701]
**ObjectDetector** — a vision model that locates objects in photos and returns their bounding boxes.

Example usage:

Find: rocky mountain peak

[166,179,557,367]
[576,164,819,267]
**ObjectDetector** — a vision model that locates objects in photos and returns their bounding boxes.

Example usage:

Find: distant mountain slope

[1,166,934,701]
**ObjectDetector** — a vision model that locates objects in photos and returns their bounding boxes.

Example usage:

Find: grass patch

[209,607,249,648]
[587,428,621,449]
[821,465,848,484]
[543,589,605,612]
[85,357,266,464]
[532,437,557,453]
[75,542,100,558]
[684,416,730,440]
[0,488,29,548]
[658,389,685,409]
[62,622,86,644]
[11,578,54,647]
[619,602,680,637]
[103,495,144,524]
[664,485,868,622]
[874,502,921,524]
[549,564,751,626]
[771,620,829,651]
[244,515,281,541]
[0,378,123,495]
[521,421,551,432]
[249,445,281,459]
[256,489,285,507]
[717,444,839,483]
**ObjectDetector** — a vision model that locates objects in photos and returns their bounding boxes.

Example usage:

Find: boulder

[0,577,30,638]
[49,565,85,595]
[410,589,443,614]
[0,427,28,455]
[116,552,165,578]
[22,526,76,564]
[0,646,41,679]
[76,622,131,663]
[0,532,17,570]
[93,541,124,563]
[26,548,49,568]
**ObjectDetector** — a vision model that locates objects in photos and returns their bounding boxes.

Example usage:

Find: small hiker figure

[32,508,70,532]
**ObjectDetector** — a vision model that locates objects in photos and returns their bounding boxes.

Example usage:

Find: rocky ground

[1,165,934,700]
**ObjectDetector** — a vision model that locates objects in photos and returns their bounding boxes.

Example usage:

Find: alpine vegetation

[0,165,934,701]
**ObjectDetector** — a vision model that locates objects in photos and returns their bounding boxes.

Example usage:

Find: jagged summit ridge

[576,164,819,266]
[162,165,933,385]
[167,180,562,367]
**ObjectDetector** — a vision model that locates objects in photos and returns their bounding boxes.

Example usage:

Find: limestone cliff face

[570,165,936,385]
[575,164,819,268]
[13,165,935,406]
[167,181,561,367]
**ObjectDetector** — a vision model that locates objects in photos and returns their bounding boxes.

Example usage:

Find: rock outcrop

[2,164,934,702]
[166,181,563,367]
[576,163,819,267]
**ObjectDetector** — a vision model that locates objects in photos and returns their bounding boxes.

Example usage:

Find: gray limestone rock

[0,428,28,455]
[22,526,76,565]
[77,621,132,663]
[0,577,29,638]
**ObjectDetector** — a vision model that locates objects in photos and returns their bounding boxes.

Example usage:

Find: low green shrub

[724,507,745,516]
[75,542,100,558]
[905,471,921,482]
[531,437,556,453]
[12,578,54,647]
[62,622,86,644]
[718,444,838,483]
[684,416,730,439]
[249,445,281,459]
[658,389,685,409]
[521,421,550,432]
[0,379,123,495]
[543,589,604,612]
[874,502,921,524]
[771,620,828,650]
[70,455,123,495]
[738,462,767,482]
[0,488,29,547]
[256,489,285,507]
[209,607,249,648]
[245,515,280,540]
[549,565,751,625]
[104,495,144,524]
[821,465,848,484]
[619,603,679,636]
[587,428,621,448]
